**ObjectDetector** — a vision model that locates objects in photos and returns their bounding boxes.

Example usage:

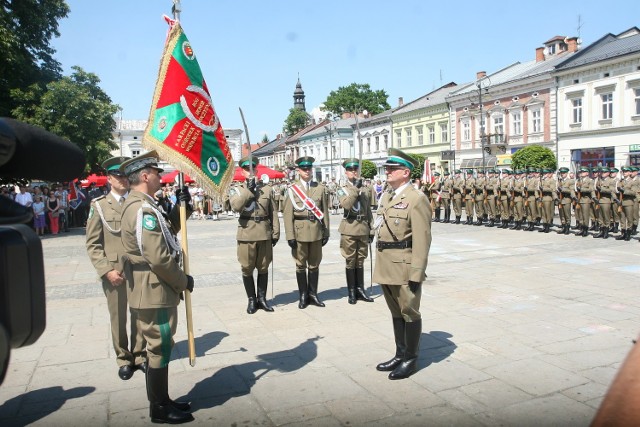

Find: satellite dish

[261,174,270,184]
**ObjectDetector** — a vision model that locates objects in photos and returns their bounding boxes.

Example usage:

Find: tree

[360,159,377,179]
[511,145,557,170]
[408,153,425,180]
[12,66,119,174]
[322,83,391,117]
[261,134,269,145]
[283,108,309,135]
[0,0,70,117]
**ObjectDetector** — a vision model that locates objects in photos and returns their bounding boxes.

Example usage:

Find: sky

[51,0,639,145]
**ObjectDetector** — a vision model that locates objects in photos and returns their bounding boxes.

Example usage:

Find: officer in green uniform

[337,158,374,304]
[524,168,541,231]
[373,148,431,380]
[86,156,147,380]
[451,169,464,224]
[283,156,330,308]
[556,167,575,235]
[229,156,280,314]
[119,151,194,424]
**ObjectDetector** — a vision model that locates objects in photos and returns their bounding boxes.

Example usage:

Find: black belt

[344,214,367,221]
[600,192,611,197]
[377,240,412,250]
[486,190,494,194]
[542,192,553,196]
[623,195,636,201]
[500,191,508,195]
[240,215,268,222]
[295,212,318,222]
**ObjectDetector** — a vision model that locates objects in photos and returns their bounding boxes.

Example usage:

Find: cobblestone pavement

[1,213,638,426]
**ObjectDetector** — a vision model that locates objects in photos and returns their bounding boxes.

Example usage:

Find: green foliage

[261,134,269,145]
[511,145,557,170]
[283,108,309,135]
[408,153,425,180]
[12,66,119,174]
[360,159,377,179]
[322,83,391,117]
[0,0,69,117]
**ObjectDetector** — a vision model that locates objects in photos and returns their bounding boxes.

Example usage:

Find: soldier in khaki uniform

[497,169,512,228]
[463,170,476,224]
[440,171,452,223]
[473,169,486,225]
[538,168,556,233]
[556,167,575,235]
[284,157,330,309]
[119,151,194,424]
[373,148,431,380]
[594,167,614,239]
[229,156,280,314]
[575,166,596,237]
[86,156,147,380]
[510,170,526,230]
[451,169,463,224]
[616,167,638,241]
[337,158,374,305]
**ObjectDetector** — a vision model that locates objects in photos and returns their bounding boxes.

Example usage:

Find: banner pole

[178,173,196,367]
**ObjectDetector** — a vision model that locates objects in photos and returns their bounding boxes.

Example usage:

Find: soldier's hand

[272,238,278,247]
[408,280,421,293]
[368,235,374,244]
[321,236,329,246]
[247,177,257,192]
[178,185,191,204]
[355,178,363,189]
[105,270,125,286]
[287,239,297,249]
[571,197,578,203]
[186,275,194,293]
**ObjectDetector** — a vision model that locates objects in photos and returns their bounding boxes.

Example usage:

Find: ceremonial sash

[290,184,324,221]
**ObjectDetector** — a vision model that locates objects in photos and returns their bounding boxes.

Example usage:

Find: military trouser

[577,197,593,226]
[513,197,524,220]
[135,307,177,369]
[292,240,323,272]
[340,234,368,269]
[499,197,510,220]
[540,196,554,224]
[597,198,612,226]
[237,240,273,276]
[634,199,639,226]
[452,195,462,217]
[431,197,441,209]
[486,196,497,219]
[559,200,572,225]
[526,196,539,220]
[621,199,635,229]
[464,197,474,220]
[103,279,147,367]
[474,197,485,218]
[611,202,620,224]
[381,284,421,322]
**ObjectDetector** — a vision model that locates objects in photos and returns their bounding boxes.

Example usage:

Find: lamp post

[473,75,491,171]
[324,123,334,180]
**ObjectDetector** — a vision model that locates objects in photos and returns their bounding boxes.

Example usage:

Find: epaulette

[91,195,106,203]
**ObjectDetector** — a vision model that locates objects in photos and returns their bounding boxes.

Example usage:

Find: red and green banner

[143,17,233,196]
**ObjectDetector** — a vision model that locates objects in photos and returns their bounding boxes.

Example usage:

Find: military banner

[142,16,234,197]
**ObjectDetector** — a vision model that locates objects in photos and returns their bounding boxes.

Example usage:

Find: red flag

[143,18,234,197]
[422,158,433,183]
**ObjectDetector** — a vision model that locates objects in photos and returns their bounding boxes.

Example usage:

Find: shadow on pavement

[184,336,322,411]
[174,331,230,359]
[271,284,383,308]
[0,386,94,426]
[419,330,456,368]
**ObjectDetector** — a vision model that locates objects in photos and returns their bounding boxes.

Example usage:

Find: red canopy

[161,170,195,184]
[80,174,108,188]
[233,164,285,181]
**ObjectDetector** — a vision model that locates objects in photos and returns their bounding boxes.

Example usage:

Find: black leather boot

[616,229,627,241]
[376,318,405,371]
[602,227,609,239]
[464,216,472,225]
[632,225,638,235]
[296,270,308,309]
[557,224,566,234]
[625,229,632,241]
[389,319,422,380]
[572,222,581,230]
[564,224,571,235]
[485,219,495,227]
[593,227,605,238]
[445,208,451,223]
[433,208,440,222]
[582,225,589,237]
[355,267,374,302]
[454,215,461,224]
[307,270,325,307]
[613,222,619,234]
[346,268,357,304]
[147,367,194,424]
[256,273,274,312]
[474,218,483,226]
[242,275,258,314]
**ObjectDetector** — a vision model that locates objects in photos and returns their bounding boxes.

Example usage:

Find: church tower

[293,77,306,111]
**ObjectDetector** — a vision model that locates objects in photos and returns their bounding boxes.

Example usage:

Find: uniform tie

[119,196,125,206]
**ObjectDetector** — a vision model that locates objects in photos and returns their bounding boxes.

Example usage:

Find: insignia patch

[337,188,346,197]
[143,214,158,231]
[88,206,94,219]
[393,202,408,209]
[228,188,237,197]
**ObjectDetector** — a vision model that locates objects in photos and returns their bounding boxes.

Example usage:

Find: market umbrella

[161,170,195,184]
[233,164,286,181]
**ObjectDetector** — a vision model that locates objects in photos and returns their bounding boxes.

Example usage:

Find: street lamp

[470,75,491,171]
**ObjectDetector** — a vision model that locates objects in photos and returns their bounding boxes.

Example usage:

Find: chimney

[476,71,486,80]
[398,97,404,107]
[536,47,545,62]
[566,37,579,52]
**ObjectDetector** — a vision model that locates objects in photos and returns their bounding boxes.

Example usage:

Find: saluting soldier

[440,171,453,223]
[284,156,330,308]
[229,156,280,314]
[337,158,374,304]
[451,169,464,224]
[538,168,556,233]
[556,167,575,235]
[119,151,194,424]
[463,170,476,224]
[575,166,595,237]
[511,170,526,230]
[86,156,147,380]
[373,148,431,380]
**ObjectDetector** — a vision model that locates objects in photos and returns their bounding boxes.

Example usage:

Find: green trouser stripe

[157,308,172,367]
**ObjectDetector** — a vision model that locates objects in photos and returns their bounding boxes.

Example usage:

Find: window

[601,93,613,119]
[366,137,371,153]
[406,128,412,146]
[375,136,380,151]
[383,134,388,151]
[429,126,435,144]
[548,44,556,54]
[635,89,640,115]
[440,124,448,143]
[532,110,541,133]
[462,121,470,141]
[417,127,423,145]
[493,115,504,136]
[132,149,140,157]
[512,112,522,135]
[395,131,402,147]
[572,98,583,123]
[324,147,328,160]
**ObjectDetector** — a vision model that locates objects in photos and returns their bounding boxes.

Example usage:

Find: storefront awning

[459,157,497,169]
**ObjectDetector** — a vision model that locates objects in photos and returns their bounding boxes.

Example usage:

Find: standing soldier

[538,168,556,233]
[556,167,575,235]
[632,167,639,236]
[594,167,614,239]
[463,170,476,224]
[484,169,499,227]
[497,169,512,228]
[337,158,374,304]
[272,179,282,217]
[524,168,541,231]
[511,170,526,230]
[284,156,330,309]
[609,167,621,234]
[451,169,464,224]
[428,172,442,222]
[575,166,595,237]
[440,171,453,223]
[119,151,194,424]
[616,167,637,241]
[86,156,147,380]
[327,177,339,215]
[229,156,280,314]
[473,169,486,225]
[373,148,431,380]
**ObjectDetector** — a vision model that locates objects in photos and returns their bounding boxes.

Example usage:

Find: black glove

[408,280,420,293]
[355,178,363,188]
[178,185,191,204]
[272,238,278,247]
[368,235,374,244]
[288,239,297,249]
[321,236,329,246]
[181,275,194,300]
[247,177,256,192]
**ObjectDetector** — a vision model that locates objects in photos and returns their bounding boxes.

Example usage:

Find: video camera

[0,117,86,384]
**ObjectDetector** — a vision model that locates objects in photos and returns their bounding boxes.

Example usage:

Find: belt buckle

[308,211,316,221]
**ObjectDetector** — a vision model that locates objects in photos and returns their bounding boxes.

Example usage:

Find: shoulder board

[92,195,106,203]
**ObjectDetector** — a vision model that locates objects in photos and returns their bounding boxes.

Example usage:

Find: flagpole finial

[172,0,181,21]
